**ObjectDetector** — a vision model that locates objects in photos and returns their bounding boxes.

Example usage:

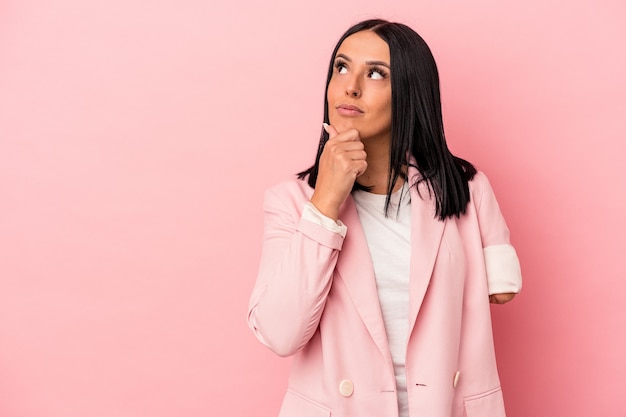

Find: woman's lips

[336,104,364,116]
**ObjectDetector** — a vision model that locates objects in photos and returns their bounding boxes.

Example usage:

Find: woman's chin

[329,119,360,135]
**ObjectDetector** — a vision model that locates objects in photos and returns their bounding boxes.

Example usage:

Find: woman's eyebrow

[366,60,390,68]
[335,53,390,69]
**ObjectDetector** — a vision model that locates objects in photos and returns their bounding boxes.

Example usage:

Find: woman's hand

[310,124,367,220]
[489,293,517,304]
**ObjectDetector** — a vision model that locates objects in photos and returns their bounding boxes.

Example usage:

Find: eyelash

[369,67,388,79]
[334,60,348,73]
[334,60,388,79]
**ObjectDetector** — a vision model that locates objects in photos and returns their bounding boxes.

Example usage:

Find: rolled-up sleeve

[474,172,522,295]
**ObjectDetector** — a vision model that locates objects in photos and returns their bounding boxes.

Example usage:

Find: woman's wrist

[310,193,341,221]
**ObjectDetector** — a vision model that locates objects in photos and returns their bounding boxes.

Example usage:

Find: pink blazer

[248,169,522,417]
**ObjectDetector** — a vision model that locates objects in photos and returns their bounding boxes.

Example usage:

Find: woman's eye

[334,59,349,74]
[369,69,386,80]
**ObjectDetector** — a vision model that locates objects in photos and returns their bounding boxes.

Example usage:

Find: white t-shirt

[352,185,412,417]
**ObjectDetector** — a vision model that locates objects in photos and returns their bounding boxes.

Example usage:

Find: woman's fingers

[323,122,338,138]
[310,124,367,219]
[322,130,366,175]
[489,293,516,304]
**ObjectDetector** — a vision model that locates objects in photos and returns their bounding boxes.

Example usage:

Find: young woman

[247,19,522,417]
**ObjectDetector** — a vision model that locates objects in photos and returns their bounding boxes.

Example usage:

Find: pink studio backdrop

[1,0,625,416]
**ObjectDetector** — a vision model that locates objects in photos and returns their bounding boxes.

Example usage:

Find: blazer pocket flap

[464,386,506,417]
[279,390,331,417]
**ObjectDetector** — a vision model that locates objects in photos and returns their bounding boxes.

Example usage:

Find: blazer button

[453,371,461,388]
[339,379,354,397]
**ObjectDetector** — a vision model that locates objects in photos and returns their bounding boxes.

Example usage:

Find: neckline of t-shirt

[353,182,411,207]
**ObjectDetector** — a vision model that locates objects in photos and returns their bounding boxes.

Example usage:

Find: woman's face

[327,30,392,143]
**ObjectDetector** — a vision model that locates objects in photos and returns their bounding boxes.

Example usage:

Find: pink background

[1,0,625,416]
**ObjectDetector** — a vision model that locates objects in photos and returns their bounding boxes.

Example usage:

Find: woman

[247,19,522,417]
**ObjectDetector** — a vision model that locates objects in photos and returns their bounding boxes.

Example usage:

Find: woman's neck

[357,137,404,195]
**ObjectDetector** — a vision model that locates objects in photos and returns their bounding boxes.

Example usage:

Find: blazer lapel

[333,168,446,365]
[407,169,446,333]
[335,196,393,368]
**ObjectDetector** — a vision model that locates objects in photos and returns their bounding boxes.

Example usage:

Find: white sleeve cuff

[301,202,347,238]
[484,244,522,295]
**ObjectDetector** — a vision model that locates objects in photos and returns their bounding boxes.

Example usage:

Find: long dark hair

[298,19,476,220]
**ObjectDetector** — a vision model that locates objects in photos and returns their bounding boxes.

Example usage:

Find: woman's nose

[346,86,361,98]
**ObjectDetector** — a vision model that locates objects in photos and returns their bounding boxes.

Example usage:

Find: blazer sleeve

[473,172,523,295]
[247,185,345,357]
